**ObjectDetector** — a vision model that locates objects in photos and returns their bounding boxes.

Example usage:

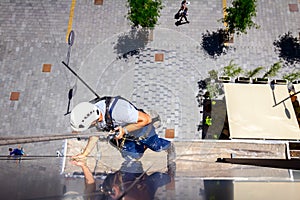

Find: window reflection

[70,159,172,200]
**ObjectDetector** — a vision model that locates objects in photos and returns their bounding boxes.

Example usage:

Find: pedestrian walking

[181,0,190,9]
[179,7,189,23]
[175,1,190,26]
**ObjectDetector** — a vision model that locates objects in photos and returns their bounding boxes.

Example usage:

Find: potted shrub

[222,0,259,42]
[127,0,163,40]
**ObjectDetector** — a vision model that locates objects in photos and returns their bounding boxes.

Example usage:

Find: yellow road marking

[223,0,229,46]
[222,0,227,27]
[66,0,76,43]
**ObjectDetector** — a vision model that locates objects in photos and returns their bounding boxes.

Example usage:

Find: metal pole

[273,90,300,107]
[61,61,101,99]
[0,132,107,145]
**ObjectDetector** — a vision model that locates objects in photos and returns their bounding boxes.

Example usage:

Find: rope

[0,131,107,146]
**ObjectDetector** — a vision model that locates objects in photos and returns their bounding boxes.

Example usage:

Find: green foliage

[208,70,219,80]
[127,0,163,28]
[206,83,220,99]
[222,60,243,77]
[223,0,258,35]
[282,71,300,82]
[262,62,282,78]
[243,62,283,79]
[244,66,264,78]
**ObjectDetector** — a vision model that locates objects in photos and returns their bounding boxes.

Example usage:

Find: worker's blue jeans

[120,134,170,160]
[114,125,171,160]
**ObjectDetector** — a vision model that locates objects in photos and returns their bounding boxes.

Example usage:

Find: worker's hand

[71,153,87,161]
[72,131,80,134]
[114,126,125,140]
[70,159,86,167]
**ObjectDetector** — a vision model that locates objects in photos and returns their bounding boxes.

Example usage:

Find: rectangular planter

[253,77,269,84]
[218,76,231,83]
[235,77,251,83]
[271,79,288,85]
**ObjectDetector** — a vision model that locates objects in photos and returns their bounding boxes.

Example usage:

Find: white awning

[224,83,300,139]
[294,83,300,99]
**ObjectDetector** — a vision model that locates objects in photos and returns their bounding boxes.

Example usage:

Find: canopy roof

[224,83,300,140]
[295,83,300,99]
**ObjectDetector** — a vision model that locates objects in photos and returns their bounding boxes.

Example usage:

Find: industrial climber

[70,96,171,160]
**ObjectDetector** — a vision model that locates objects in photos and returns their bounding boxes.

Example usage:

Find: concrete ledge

[173,140,288,179]
[62,139,289,180]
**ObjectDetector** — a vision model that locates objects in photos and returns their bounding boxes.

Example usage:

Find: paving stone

[0,0,299,141]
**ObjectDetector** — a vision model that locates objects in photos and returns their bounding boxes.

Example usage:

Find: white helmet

[70,102,100,132]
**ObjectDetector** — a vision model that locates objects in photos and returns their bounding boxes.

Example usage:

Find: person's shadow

[175,21,189,26]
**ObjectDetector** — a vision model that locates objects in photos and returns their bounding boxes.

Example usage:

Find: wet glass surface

[0,156,231,200]
[0,156,63,199]
[1,140,300,200]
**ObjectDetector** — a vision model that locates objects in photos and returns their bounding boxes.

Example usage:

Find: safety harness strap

[104,97,114,131]
[96,96,152,142]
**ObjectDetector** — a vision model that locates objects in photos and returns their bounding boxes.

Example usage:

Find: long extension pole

[273,90,300,107]
[0,132,107,146]
[62,61,100,99]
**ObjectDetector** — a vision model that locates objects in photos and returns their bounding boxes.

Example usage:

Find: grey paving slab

[0,0,299,140]
[2,2,300,199]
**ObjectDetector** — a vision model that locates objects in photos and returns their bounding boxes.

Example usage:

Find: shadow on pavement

[273,32,300,66]
[114,28,149,60]
[175,21,189,26]
[201,29,231,59]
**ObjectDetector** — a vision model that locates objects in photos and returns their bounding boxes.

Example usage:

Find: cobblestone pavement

[0,0,300,139]
[1,1,300,199]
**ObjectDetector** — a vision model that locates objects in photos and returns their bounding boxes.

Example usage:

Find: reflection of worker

[70,159,102,200]
[290,90,300,127]
[70,96,171,160]
[101,160,171,200]
[71,160,171,200]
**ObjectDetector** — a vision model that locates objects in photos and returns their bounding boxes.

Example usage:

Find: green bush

[283,71,300,82]
[223,0,259,35]
[208,70,219,80]
[222,60,243,77]
[244,66,264,78]
[206,83,220,99]
[262,62,282,78]
[127,0,163,28]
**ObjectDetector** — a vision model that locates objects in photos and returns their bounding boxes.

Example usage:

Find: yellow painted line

[223,0,229,46]
[66,0,76,43]
[222,0,227,27]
